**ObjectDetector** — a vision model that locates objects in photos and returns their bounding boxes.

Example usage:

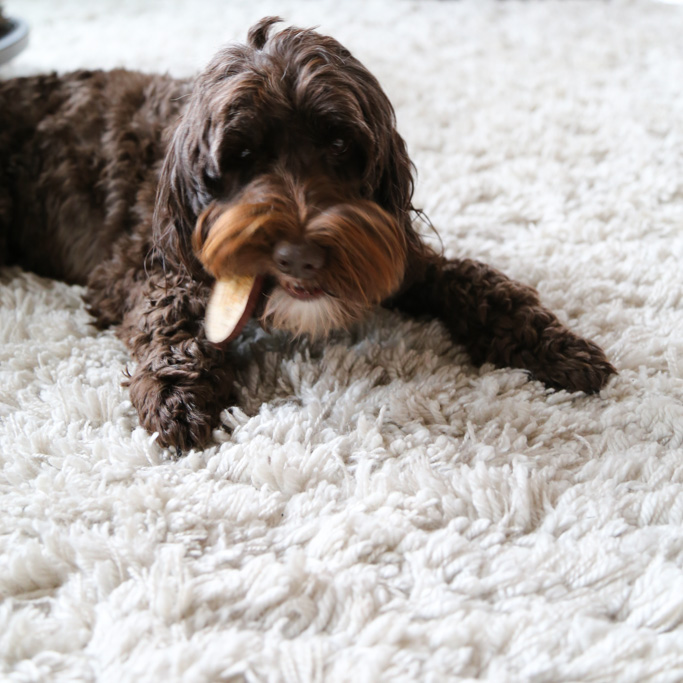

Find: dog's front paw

[126,357,232,452]
[532,329,616,394]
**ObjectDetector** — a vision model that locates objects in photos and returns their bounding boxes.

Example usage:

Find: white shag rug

[2,1,683,680]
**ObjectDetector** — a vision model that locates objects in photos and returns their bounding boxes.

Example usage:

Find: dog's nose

[273,240,325,280]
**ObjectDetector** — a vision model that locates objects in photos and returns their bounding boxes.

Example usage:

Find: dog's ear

[153,110,219,272]
[153,40,258,272]
[372,126,436,276]
[373,127,415,228]
[361,96,434,270]
[153,19,287,271]
[338,59,414,225]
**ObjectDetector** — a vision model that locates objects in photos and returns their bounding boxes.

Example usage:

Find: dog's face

[156,17,417,338]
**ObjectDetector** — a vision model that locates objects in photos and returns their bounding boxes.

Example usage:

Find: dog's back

[0,69,188,283]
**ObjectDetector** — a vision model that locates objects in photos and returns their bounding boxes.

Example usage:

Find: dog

[0,17,616,453]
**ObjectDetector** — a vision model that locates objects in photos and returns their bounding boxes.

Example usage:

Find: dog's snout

[273,240,325,279]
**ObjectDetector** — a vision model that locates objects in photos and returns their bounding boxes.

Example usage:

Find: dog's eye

[240,148,252,159]
[330,138,349,156]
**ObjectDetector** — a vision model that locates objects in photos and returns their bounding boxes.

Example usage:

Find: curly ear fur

[153,100,222,273]
[373,127,416,227]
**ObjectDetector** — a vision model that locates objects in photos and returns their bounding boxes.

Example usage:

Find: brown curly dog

[0,17,615,452]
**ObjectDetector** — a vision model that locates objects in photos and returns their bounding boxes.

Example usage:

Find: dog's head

[155,17,419,339]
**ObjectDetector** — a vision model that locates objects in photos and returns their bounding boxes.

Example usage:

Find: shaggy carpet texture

[2,0,683,680]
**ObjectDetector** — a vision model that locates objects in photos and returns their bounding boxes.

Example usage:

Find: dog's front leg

[90,267,234,452]
[123,273,234,452]
[387,251,616,393]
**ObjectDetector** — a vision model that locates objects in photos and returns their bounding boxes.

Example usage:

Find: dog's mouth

[204,274,336,346]
[280,279,325,301]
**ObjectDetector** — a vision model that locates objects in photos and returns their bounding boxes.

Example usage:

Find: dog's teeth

[204,274,262,345]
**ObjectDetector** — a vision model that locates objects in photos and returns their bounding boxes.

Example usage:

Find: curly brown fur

[0,17,615,451]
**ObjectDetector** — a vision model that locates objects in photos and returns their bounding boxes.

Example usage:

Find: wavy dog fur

[0,17,616,450]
